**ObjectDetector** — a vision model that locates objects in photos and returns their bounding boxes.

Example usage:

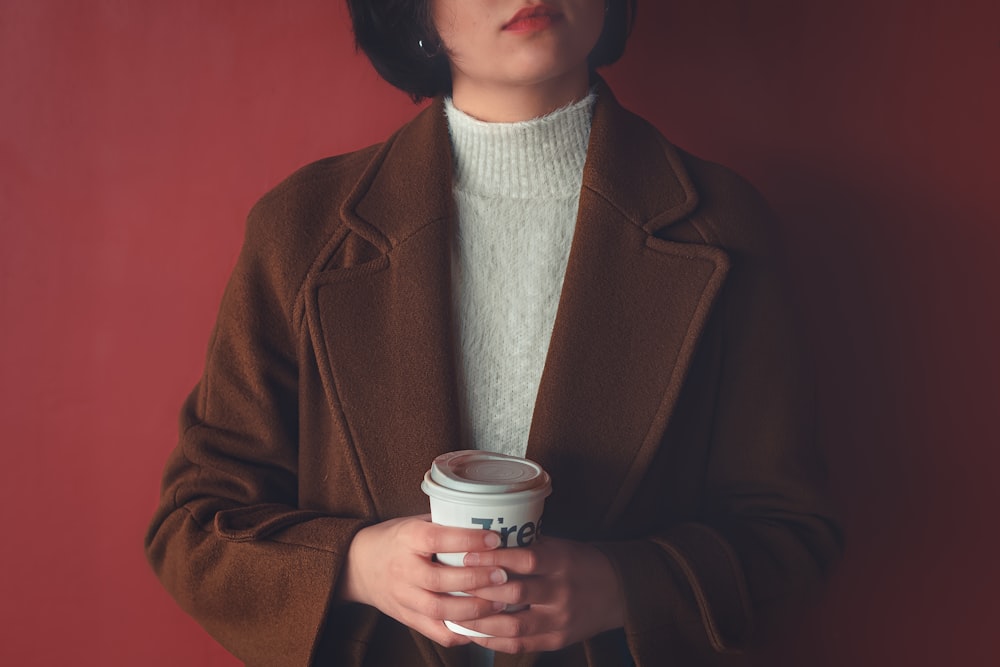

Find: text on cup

[470,517,538,547]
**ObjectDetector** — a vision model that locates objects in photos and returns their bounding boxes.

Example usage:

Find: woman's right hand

[337,515,509,646]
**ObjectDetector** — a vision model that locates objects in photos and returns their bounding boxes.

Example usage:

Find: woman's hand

[338,515,510,647]
[458,536,626,653]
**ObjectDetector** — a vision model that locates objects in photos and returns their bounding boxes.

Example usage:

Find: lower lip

[503,14,561,33]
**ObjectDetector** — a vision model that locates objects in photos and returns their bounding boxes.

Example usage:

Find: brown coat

[146,83,841,667]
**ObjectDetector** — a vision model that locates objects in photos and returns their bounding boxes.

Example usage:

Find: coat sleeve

[144,190,370,666]
[594,173,843,665]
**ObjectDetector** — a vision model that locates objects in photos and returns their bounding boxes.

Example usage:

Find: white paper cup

[421,450,552,637]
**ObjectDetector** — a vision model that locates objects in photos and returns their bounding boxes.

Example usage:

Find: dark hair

[347,0,638,102]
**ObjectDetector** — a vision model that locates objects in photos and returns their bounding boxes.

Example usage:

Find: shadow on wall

[759,159,1000,665]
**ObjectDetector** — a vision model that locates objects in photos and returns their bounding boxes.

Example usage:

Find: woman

[146,1,842,665]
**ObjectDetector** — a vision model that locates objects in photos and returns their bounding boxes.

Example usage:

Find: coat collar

[310,78,727,534]
[340,80,700,249]
[581,80,701,234]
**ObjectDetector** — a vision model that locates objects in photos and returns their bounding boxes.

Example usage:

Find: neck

[449,66,590,123]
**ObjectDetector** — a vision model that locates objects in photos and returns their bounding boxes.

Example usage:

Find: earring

[418,38,440,58]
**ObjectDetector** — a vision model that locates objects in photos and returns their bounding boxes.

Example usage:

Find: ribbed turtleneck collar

[444,93,596,199]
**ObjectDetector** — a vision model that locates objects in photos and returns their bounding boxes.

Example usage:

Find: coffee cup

[421,450,552,637]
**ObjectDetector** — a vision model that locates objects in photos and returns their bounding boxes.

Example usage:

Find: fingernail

[484,532,501,549]
[464,552,480,566]
[492,601,507,612]
[490,568,507,585]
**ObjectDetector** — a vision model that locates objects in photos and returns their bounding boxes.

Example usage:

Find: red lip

[502,4,563,31]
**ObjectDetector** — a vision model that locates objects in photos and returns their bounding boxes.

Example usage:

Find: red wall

[1,1,998,664]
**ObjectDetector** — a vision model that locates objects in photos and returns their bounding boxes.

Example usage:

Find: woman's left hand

[457,536,625,653]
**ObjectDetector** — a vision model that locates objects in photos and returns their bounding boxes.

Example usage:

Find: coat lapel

[306,101,463,522]
[524,85,730,534]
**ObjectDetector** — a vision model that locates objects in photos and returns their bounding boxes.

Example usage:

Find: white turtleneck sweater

[444,93,595,667]
[445,93,596,461]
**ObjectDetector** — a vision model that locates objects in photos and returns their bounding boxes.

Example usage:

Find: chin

[504,54,587,86]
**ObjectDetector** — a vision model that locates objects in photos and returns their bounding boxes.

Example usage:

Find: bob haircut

[347,0,638,102]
